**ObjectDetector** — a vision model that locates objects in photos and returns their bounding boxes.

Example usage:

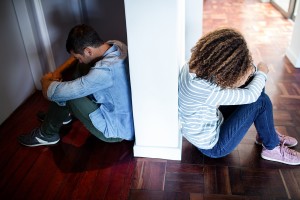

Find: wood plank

[129,189,190,200]
[228,167,245,195]
[204,165,217,194]
[280,168,300,199]
[131,159,166,191]
[40,143,89,200]
[164,172,204,193]
[0,147,40,198]
[215,166,231,195]
[11,148,57,199]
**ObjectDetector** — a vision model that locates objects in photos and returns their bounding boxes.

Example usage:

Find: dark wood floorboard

[1,0,300,199]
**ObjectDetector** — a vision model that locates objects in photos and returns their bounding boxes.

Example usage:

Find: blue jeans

[199,92,280,158]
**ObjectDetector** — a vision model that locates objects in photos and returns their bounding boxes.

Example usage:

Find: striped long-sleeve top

[178,63,267,149]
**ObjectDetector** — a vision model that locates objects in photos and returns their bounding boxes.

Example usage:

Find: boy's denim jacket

[47,40,134,140]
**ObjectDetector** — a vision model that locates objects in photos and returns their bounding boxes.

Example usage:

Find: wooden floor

[1,0,300,199]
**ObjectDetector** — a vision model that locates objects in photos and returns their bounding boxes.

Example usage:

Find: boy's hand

[41,73,60,99]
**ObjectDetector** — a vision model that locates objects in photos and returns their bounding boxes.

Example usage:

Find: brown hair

[189,28,253,88]
[66,24,104,54]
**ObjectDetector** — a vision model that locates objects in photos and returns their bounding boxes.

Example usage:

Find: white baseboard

[133,136,182,160]
[286,47,300,68]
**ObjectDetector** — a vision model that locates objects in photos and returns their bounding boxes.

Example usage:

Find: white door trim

[12,0,44,89]
[32,0,56,72]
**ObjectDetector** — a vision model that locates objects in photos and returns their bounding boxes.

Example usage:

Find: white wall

[0,0,85,124]
[185,0,203,60]
[0,0,36,124]
[30,0,128,71]
[125,0,183,160]
[35,0,82,71]
[82,0,128,44]
[286,3,300,68]
[124,0,203,160]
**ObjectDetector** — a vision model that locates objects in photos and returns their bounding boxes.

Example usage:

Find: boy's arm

[41,56,78,99]
[52,56,78,80]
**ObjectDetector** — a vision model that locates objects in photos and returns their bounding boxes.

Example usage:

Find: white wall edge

[12,0,43,89]
[286,47,300,68]
[185,0,203,61]
[72,0,85,24]
[133,134,182,160]
[33,0,56,72]
[177,0,185,68]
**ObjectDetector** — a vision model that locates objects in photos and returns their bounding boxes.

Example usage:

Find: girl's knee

[261,92,272,105]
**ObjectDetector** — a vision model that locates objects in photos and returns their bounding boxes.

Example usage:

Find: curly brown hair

[189,28,253,88]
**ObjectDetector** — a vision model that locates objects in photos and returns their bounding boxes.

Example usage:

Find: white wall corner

[177,0,186,68]
[33,0,56,72]
[286,1,300,68]
[286,47,300,68]
[185,0,203,61]
[71,0,85,24]
[124,0,183,160]
[125,0,204,160]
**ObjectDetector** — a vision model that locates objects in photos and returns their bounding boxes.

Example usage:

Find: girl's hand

[257,62,269,75]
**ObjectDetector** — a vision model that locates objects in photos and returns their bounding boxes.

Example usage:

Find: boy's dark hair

[66,24,104,54]
[189,28,253,88]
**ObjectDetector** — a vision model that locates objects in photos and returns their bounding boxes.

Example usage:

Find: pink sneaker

[256,132,298,147]
[261,141,300,165]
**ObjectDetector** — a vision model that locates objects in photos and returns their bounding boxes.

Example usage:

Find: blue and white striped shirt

[178,63,267,149]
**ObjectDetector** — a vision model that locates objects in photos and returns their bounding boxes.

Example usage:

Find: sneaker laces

[278,133,288,142]
[28,128,42,138]
[280,141,298,158]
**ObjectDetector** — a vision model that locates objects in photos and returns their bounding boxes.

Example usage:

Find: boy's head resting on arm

[65,24,109,65]
[189,28,254,88]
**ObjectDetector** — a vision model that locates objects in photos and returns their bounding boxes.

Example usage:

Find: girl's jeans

[199,91,279,158]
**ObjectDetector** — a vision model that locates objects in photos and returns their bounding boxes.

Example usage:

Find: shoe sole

[261,154,300,165]
[256,140,298,148]
[19,139,60,147]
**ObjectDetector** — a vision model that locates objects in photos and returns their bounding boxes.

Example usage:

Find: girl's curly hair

[189,28,253,88]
